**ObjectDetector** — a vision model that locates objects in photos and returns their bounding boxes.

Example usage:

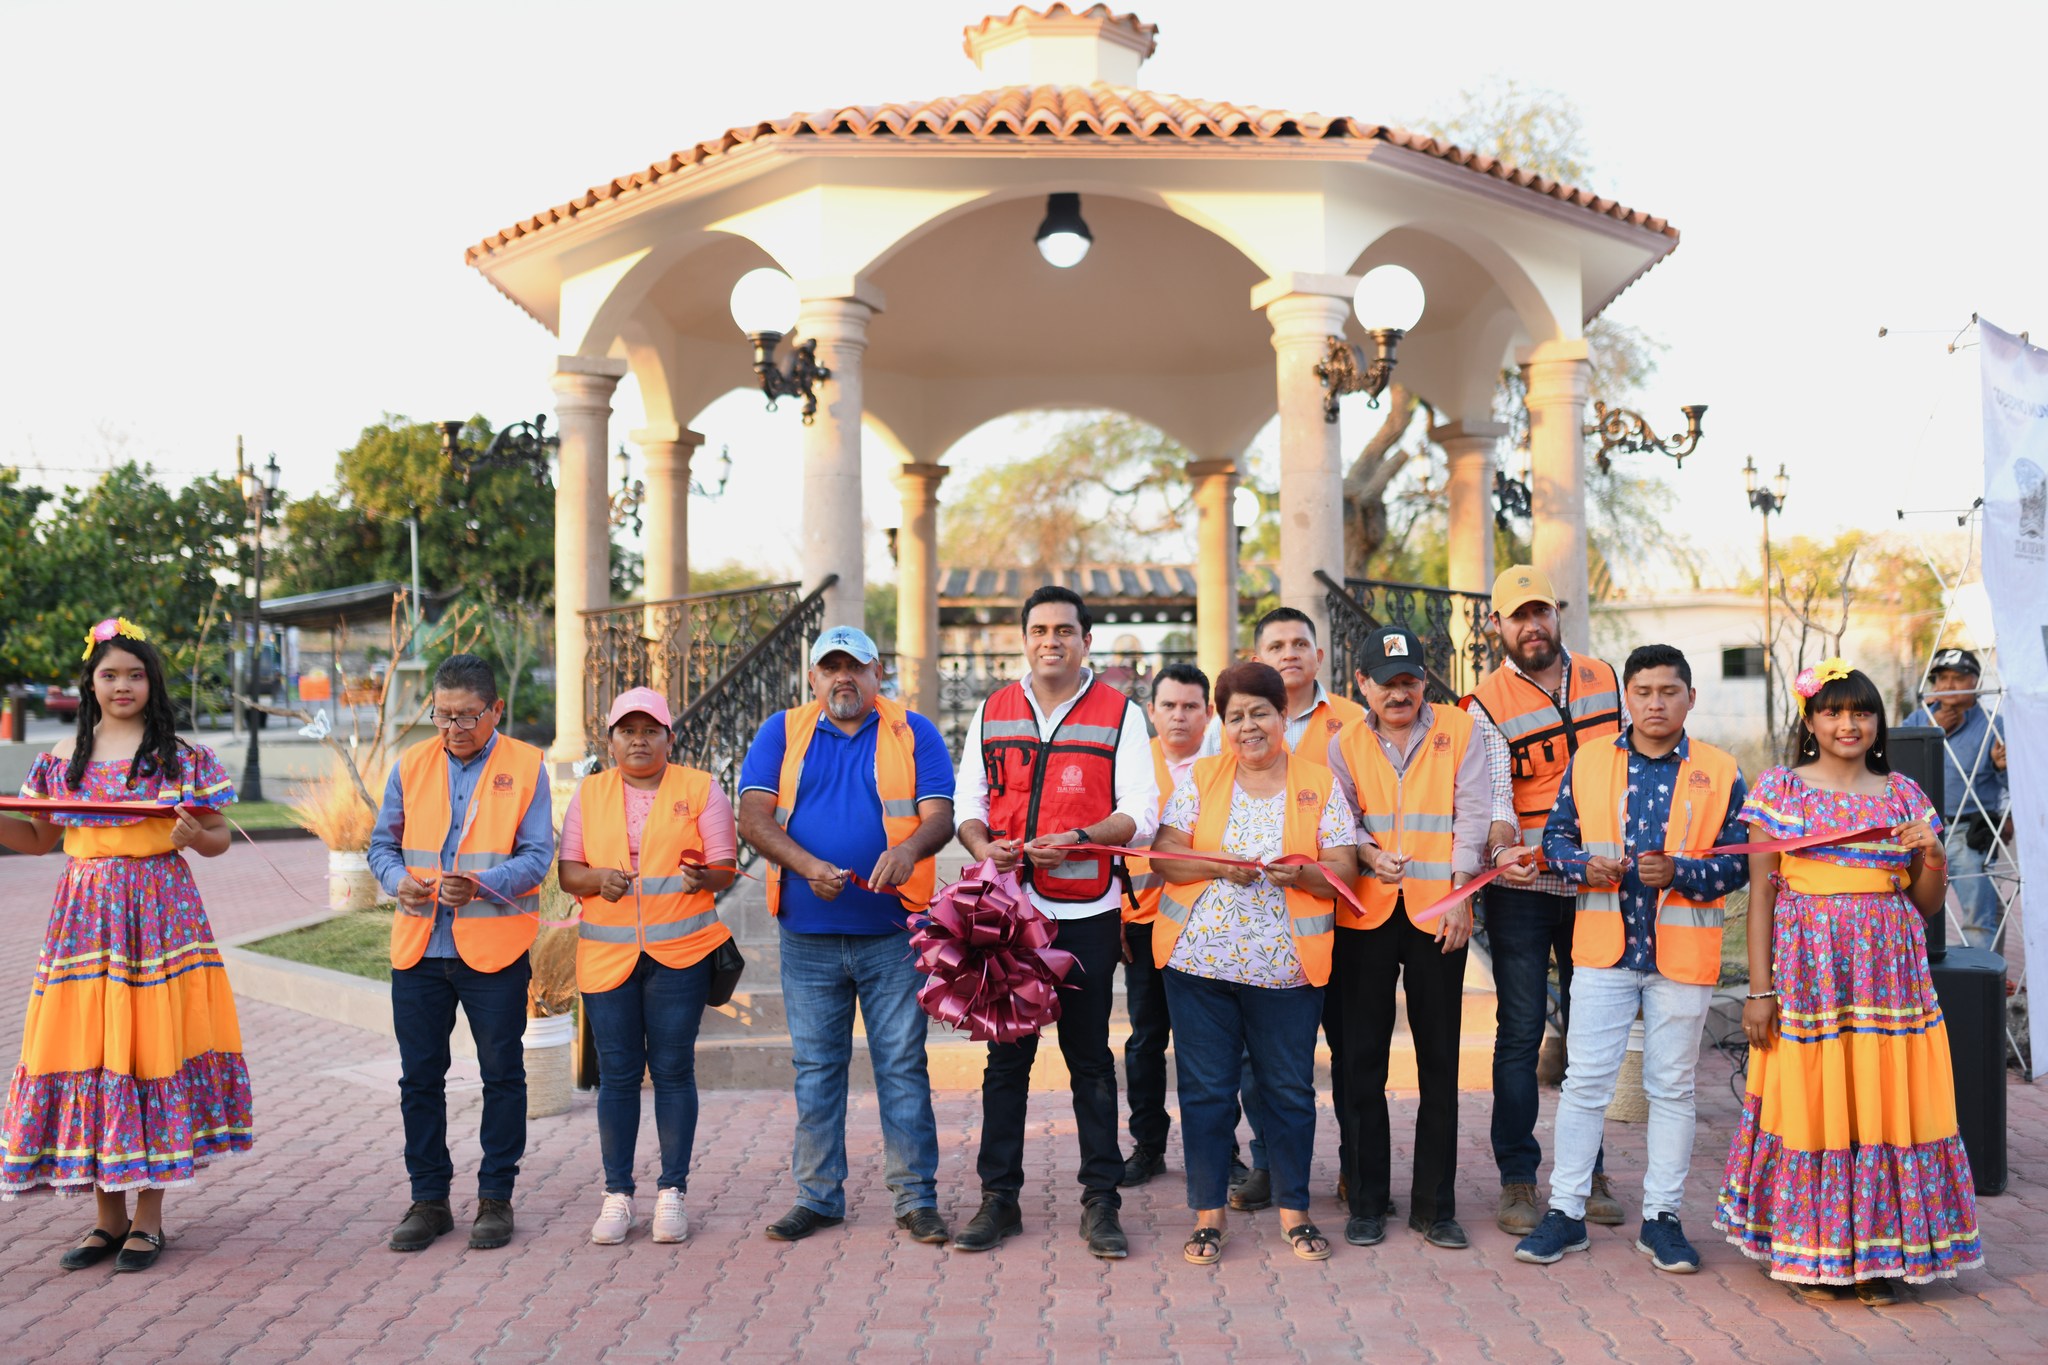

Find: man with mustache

[1462,566,1625,1237]
[953,585,1160,1258]
[737,626,958,1247]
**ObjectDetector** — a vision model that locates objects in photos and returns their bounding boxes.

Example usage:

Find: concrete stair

[694,846,1501,1091]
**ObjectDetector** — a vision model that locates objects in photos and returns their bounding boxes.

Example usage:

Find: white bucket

[326,849,380,913]
[524,1012,575,1118]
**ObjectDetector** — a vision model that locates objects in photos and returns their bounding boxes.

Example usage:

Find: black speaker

[1886,725,1948,961]
[1930,945,2008,1195]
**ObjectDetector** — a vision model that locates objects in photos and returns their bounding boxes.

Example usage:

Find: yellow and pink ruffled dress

[1715,767,1982,1284]
[0,746,252,1195]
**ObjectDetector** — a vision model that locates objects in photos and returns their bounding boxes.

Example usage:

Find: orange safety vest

[1293,692,1368,766]
[392,733,545,972]
[1335,704,1474,930]
[1122,738,1178,925]
[764,696,936,916]
[1569,737,1738,986]
[1154,752,1338,986]
[1464,655,1620,841]
[573,764,733,993]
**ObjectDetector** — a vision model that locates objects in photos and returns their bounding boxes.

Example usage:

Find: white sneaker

[651,1188,689,1244]
[590,1192,633,1245]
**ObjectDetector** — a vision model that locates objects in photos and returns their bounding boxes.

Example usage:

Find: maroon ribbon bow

[908,857,1078,1044]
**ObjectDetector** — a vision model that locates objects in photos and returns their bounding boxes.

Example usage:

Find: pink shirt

[560,777,736,872]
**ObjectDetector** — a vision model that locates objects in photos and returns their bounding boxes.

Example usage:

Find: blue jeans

[581,952,712,1196]
[1164,967,1323,1213]
[1485,885,1599,1185]
[780,926,939,1217]
[392,955,530,1202]
[1549,967,1712,1220]
[1946,826,2004,951]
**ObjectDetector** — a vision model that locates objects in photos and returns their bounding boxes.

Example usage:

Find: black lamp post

[239,452,281,803]
[1744,456,1790,743]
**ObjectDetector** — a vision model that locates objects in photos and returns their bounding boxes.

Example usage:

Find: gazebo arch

[464,4,1680,760]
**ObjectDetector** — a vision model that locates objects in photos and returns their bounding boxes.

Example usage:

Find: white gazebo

[465,4,1679,764]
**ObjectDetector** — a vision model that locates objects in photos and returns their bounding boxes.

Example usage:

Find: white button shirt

[953,668,1161,920]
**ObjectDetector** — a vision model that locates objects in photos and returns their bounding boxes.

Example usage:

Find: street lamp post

[239,453,281,803]
[1744,457,1790,747]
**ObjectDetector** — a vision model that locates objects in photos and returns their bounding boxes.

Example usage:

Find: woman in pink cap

[558,686,737,1244]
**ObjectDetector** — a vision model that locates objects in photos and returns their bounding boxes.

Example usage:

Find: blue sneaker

[1513,1209,1589,1264]
[1635,1213,1700,1273]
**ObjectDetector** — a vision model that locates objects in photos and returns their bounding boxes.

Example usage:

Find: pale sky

[4,0,2043,593]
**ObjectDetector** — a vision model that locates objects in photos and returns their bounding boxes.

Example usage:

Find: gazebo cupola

[962,4,1158,84]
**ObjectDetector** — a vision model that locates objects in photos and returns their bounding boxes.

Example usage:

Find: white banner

[1979,319,2048,1073]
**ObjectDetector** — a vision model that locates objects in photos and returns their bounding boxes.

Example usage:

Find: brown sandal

[1183,1226,1226,1266]
[1285,1221,1332,1261]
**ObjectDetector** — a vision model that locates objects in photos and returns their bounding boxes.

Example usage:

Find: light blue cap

[809,625,879,665]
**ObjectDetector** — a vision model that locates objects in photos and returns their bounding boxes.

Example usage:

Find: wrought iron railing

[881,649,1197,755]
[668,577,836,851]
[1318,570,1499,704]
[580,580,805,756]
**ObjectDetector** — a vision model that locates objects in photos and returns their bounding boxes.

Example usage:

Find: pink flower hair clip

[81,616,149,661]
[1792,657,1851,700]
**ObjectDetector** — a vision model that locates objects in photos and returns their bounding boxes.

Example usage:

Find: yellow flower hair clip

[1792,657,1852,699]
[82,616,149,660]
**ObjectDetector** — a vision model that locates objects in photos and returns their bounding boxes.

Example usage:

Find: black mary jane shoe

[113,1229,165,1273]
[60,1226,130,1272]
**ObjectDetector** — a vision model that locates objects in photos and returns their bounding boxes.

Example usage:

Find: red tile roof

[465,83,1677,266]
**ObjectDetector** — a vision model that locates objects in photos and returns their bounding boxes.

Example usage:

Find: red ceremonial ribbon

[1058,841,1374,924]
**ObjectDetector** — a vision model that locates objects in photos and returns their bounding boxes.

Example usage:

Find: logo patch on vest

[1432,732,1451,753]
[1297,788,1319,807]
[891,719,910,738]
[1687,770,1713,790]
[673,799,692,818]
[1326,717,1342,734]
[1578,664,1596,685]
[492,774,514,793]
[1058,763,1086,793]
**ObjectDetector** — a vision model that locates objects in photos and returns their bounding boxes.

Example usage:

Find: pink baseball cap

[605,686,673,729]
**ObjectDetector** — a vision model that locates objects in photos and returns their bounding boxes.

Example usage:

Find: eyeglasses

[430,710,488,731]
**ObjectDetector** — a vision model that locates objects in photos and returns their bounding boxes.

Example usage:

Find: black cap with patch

[1928,648,1981,678]
[1361,626,1427,684]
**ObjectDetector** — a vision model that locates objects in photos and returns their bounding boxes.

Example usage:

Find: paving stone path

[1,843,2043,1362]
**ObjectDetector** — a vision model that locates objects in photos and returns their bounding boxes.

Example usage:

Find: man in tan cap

[1461,566,1625,1237]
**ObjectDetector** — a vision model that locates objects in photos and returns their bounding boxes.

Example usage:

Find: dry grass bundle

[528,923,580,1018]
[288,752,388,852]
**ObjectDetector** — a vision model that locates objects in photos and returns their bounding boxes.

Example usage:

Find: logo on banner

[1058,763,1086,793]
[2018,458,2046,561]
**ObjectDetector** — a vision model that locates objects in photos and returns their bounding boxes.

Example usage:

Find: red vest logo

[1058,763,1086,793]
[1432,732,1451,753]
[1296,788,1319,807]
[492,774,514,792]
[890,720,910,738]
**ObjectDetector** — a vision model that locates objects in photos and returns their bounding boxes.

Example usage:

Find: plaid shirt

[1469,646,1579,899]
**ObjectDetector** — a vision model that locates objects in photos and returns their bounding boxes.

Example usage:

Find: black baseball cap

[1360,626,1427,684]
[1928,648,1981,679]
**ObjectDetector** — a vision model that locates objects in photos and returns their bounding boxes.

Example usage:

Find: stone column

[892,462,948,719]
[633,424,705,602]
[1187,458,1239,681]
[1523,339,1593,652]
[1432,419,1508,595]
[797,289,881,632]
[550,355,629,767]
[1262,283,1352,685]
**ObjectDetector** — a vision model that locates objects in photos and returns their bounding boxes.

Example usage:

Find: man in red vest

[953,586,1160,1258]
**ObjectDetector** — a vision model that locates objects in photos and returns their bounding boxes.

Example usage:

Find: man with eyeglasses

[368,654,555,1254]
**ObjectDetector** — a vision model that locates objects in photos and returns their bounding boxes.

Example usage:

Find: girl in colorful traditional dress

[1716,660,1982,1304]
[0,618,250,1272]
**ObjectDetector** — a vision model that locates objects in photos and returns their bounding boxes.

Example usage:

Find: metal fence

[884,649,1197,754]
[1319,571,1498,704]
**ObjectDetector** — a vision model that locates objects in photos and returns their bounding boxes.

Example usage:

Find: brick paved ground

[1,843,2045,1363]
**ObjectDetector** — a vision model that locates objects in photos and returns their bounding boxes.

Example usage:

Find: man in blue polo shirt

[736,626,957,1246]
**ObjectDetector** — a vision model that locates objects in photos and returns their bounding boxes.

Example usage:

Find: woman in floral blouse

[1146,661,1357,1265]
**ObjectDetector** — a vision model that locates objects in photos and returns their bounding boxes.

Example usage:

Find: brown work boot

[470,1198,515,1249]
[1496,1183,1542,1236]
[1584,1173,1625,1226]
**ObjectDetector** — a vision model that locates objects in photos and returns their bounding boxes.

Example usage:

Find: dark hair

[432,653,500,705]
[1213,661,1288,721]
[1254,606,1316,645]
[1623,643,1692,688]
[1796,667,1891,774]
[1153,661,1211,704]
[70,634,188,793]
[1020,584,1091,635]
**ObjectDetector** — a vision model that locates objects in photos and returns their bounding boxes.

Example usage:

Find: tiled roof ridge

[464,82,1676,265]
[962,4,1160,57]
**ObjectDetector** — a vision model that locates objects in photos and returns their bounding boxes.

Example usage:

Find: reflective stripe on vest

[1336,704,1474,931]
[983,680,1127,903]
[1568,738,1737,987]
[392,733,545,973]
[574,763,733,992]
[1122,739,1176,925]
[1153,752,1337,987]
[763,697,936,918]
[1465,657,1621,837]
